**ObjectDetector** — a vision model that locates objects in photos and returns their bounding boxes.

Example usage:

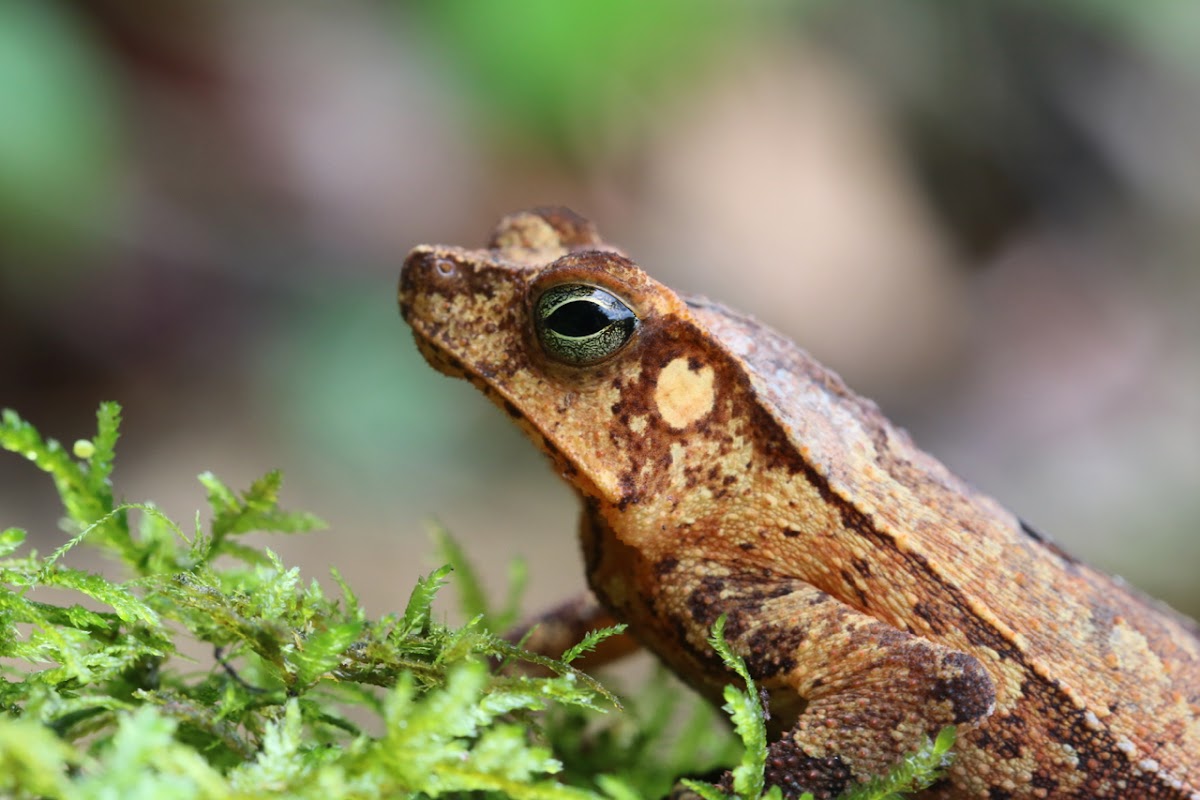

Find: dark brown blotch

[756,738,850,800]
[744,623,806,679]
[931,651,995,724]
[654,556,680,576]
[985,713,1025,760]
[911,601,949,635]
[849,556,872,578]
[1030,772,1059,793]
[504,398,528,422]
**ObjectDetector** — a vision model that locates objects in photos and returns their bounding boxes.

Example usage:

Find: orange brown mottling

[398,208,1200,799]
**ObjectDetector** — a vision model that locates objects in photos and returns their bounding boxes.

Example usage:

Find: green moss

[1,403,952,799]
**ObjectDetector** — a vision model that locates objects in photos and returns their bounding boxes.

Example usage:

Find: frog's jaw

[410,334,469,380]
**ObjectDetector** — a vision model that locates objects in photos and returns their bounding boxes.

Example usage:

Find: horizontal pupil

[547,301,612,337]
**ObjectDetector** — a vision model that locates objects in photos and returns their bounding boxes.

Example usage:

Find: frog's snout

[398,246,528,383]
[398,248,471,380]
[398,247,456,324]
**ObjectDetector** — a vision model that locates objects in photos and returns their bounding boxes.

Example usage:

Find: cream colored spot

[1109,619,1165,679]
[653,357,715,429]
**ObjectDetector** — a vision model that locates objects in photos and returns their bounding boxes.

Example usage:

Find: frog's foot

[507,591,640,670]
[666,753,852,800]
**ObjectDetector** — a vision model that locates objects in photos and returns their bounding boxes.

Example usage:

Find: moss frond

[2,404,954,799]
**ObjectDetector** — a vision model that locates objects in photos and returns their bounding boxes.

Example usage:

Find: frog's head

[399,208,760,515]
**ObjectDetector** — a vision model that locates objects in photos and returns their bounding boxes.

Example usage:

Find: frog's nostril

[401,250,458,291]
[404,250,458,281]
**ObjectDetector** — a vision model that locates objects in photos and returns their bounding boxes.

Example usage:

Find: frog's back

[686,295,1200,797]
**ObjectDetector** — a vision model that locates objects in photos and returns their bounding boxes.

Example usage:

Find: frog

[397,207,1200,799]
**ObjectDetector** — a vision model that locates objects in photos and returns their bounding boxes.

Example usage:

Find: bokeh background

[2,1,1198,625]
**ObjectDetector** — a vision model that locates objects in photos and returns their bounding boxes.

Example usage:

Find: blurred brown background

[2,1,1198,623]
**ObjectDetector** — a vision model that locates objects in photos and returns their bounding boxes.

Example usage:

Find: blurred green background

[2,1,1198,621]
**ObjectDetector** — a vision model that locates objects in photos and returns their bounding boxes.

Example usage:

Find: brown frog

[398,208,1200,799]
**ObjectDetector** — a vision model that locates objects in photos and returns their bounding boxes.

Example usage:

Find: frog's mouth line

[411,334,471,382]
[409,324,531,428]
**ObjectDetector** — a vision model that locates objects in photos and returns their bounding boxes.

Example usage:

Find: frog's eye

[534,284,639,366]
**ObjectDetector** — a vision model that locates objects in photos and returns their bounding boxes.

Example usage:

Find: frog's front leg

[676,573,995,800]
